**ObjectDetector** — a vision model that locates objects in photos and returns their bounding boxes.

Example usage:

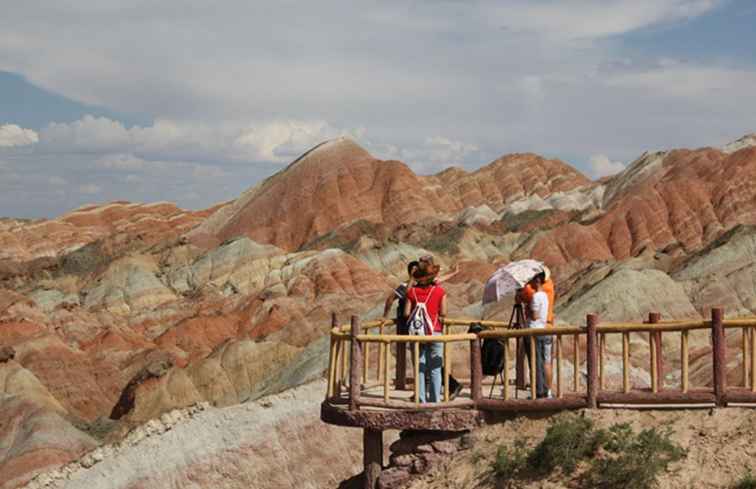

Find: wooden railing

[325,308,756,412]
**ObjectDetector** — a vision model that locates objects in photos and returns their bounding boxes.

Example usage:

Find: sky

[1,0,755,218]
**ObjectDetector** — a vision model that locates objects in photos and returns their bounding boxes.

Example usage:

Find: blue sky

[1,0,755,218]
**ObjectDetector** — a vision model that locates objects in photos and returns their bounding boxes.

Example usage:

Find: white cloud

[589,154,626,178]
[78,184,102,195]
[424,136,479,165]
[48,176,67,186]
[369,135,479,173]
[42,116,129,151]
[0,124,39,147]
[40,116,363,165]
[604,64,756,99]
[490,0,722,40]
[192,165,226,178]
[232,120,346,163]
[96,153,146,170]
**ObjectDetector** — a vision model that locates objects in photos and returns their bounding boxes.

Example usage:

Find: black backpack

[468,323,504,376]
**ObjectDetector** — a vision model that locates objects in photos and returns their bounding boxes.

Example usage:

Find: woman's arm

[403,289,412,319]
[383,291,397,318]
[439,293,448,323]
[437,263,460,284]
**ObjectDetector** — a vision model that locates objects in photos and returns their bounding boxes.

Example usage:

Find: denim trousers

[524,335,552,397]
[418,336,444,403]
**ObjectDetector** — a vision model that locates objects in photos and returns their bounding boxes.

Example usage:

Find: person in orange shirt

[518,266,555,392]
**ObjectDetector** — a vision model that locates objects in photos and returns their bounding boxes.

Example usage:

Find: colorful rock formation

[2,134,756,488]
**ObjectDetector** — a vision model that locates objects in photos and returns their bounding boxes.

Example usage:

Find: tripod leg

[489,375,496,399]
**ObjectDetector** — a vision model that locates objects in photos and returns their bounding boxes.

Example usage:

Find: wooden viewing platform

[320,308,756,488]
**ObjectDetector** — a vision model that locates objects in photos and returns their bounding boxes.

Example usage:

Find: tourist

[519,266,556,394]
[383,261,419,390]
[523,272,551,398]
[403,257,447,403]
[418,256,463,399]
[383,260,420,334]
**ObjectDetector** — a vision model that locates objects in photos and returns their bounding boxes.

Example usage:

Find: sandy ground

[406,407,756,489]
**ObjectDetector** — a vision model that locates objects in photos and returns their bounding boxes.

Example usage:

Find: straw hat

[413,255,440,284]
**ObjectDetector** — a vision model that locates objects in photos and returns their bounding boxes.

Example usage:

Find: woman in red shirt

[403,256,447,403]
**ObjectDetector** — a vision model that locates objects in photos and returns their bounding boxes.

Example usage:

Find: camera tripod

[488,302,528,399]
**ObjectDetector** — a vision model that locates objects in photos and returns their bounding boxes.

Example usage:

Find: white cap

[542,265,551,282]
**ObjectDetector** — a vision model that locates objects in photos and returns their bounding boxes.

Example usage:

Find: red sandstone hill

[187,137,591,251]
[529,144,756,276]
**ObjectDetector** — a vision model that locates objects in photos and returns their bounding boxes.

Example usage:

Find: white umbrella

[482,259,544,305]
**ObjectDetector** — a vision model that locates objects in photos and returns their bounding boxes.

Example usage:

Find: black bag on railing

[468,323,504,376]
[481,338,504,376]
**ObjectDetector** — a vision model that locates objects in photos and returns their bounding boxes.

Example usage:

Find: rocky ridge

[21,380,392,489]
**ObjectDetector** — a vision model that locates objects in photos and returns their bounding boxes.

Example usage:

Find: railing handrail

[326,308,756,415]
[331,317,756,338]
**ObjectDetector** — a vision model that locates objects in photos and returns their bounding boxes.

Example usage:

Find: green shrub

[527,414,605,476]
[493,438,529,482]
[491,419,686,489]
[734,470,756,489]
[582,425,686,489]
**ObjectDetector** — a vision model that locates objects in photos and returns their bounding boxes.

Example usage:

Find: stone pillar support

[364,428,383,489]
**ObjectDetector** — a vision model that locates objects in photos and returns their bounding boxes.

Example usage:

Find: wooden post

[743,328,749,388]
[529,337,537,400]
[649,332,658,393]
[712,308,726,407]
[586,314,598,408]
[342,339,350,387]
[396,324,407,390]
[556,335,562,399]
[573,334,580,392]
[363,428,383,489]
[751,327,756,393]
[363,334,369,385]
[470,337,483,404]
[443,340,450,402]
[503,338,510,400]
[378,323,385,383]
[414,342,420,404]
[681,330,689,393]
[649,312,663,390]
[334,339,343,395]
[599,333,605,390]
[383,341,390,403]
[327,336,336,397]
[622,332,630,394]
[350,316,362,411]
[331,313,340,395]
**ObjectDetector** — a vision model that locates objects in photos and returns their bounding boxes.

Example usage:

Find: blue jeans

[524,335,552,398]
[419,338,444,403]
